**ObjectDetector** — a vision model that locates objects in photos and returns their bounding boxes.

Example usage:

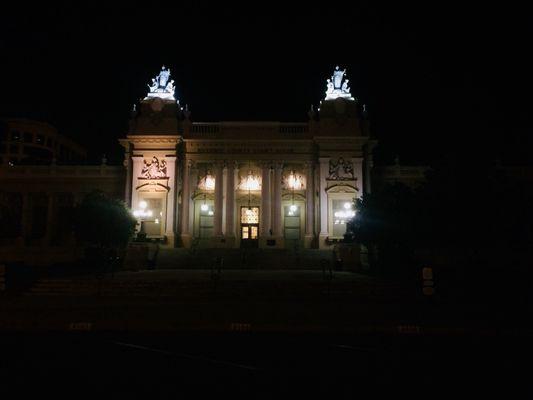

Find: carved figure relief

[328,158,354,180]
[140,156,168,179]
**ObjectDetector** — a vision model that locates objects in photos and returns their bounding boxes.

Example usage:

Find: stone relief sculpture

[145,66,176,100]
[328,158,355,180]
[140,156,168,179]
[325,66,354,101]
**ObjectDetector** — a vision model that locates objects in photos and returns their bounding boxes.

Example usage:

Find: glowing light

[343,202,351,210]
[155,218,159,224]
[334,210,355,219]
[208,210,214,216]
[286,171,304,190]
[139,201,147,209]
[240,170,261,191]
[201,204,209,212]
[290,204,298,212]
[325,66,354,101]
[204,175,215,191]
[199,173,215,191]
[145,66,176,101]
[133,207,153,219]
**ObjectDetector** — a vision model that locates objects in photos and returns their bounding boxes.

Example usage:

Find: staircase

[156,248,333,270]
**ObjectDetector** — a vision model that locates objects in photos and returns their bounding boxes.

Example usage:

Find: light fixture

[201,203,209,212]
[155,218,159,224]
[290,204,297,213]
[139,200,147,209]
[242,168,261,191]
[344,202,351,210]
[287,170,303,190]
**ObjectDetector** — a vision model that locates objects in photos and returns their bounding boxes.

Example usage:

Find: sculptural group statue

[325,66,354,100]
[140,156,168,179]
[328,158,354,180]
[145,66,176,100]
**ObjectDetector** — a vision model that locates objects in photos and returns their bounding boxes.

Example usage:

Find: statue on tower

[325,66,354,101]
[145,66,176,101]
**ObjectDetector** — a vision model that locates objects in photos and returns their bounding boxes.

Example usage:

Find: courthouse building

[0,66,427,263]
[121,66,375,250]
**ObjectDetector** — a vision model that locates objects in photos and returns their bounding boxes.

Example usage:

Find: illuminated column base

[180,233,193,248]
[164,233,175,248]
[304,234,314,249]
[319,233,332,250]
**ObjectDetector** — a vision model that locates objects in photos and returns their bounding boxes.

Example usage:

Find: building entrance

[240,206,259,248]
[284,204,301,248]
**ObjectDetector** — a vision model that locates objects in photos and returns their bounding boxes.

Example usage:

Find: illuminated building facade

[121,66,377,249]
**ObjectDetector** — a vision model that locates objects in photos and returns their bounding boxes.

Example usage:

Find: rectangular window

[241,207,259,224]
[332,199,355,238]
[284,205,300,240]
[250,226,258,239]
[199,203,214,238]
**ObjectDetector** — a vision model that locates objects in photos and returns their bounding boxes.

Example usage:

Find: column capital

[273,162,284,170]
[224,160,238,170]
[212,161,225,170]
[259,161,272,170]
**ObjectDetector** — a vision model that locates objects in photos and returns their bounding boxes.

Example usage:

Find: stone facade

[121,71,377,249]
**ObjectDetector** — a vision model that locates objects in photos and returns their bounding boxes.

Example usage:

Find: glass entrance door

[284,204,301,248]
[240,206,259,248]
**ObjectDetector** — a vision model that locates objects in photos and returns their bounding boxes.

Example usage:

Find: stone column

[180,159,192,247]
[272,163,284,246]
[164,156,177,246]
[260,163,271,240]
[123,142,132,207]
[189,164,198,236]
[131,155,144,210]
[225,161,236,246]
[318,157,330,248]
[304,162,314,248]
[213,162,224,237]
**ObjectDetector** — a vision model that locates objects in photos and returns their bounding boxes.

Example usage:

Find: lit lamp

[287,170,300,216]
[133,200,153,239]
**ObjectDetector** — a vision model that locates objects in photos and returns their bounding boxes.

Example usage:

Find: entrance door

[284,204,301,248]
[240,206,259,248]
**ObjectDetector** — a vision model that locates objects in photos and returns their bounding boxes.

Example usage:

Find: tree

[347,183,419,275]
[73,191,136,270]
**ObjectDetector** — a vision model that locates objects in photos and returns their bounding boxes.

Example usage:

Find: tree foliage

[73,191,136,249]
[347,154,533,274]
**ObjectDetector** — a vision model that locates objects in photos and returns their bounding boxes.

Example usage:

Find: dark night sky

[1,3,531,165]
